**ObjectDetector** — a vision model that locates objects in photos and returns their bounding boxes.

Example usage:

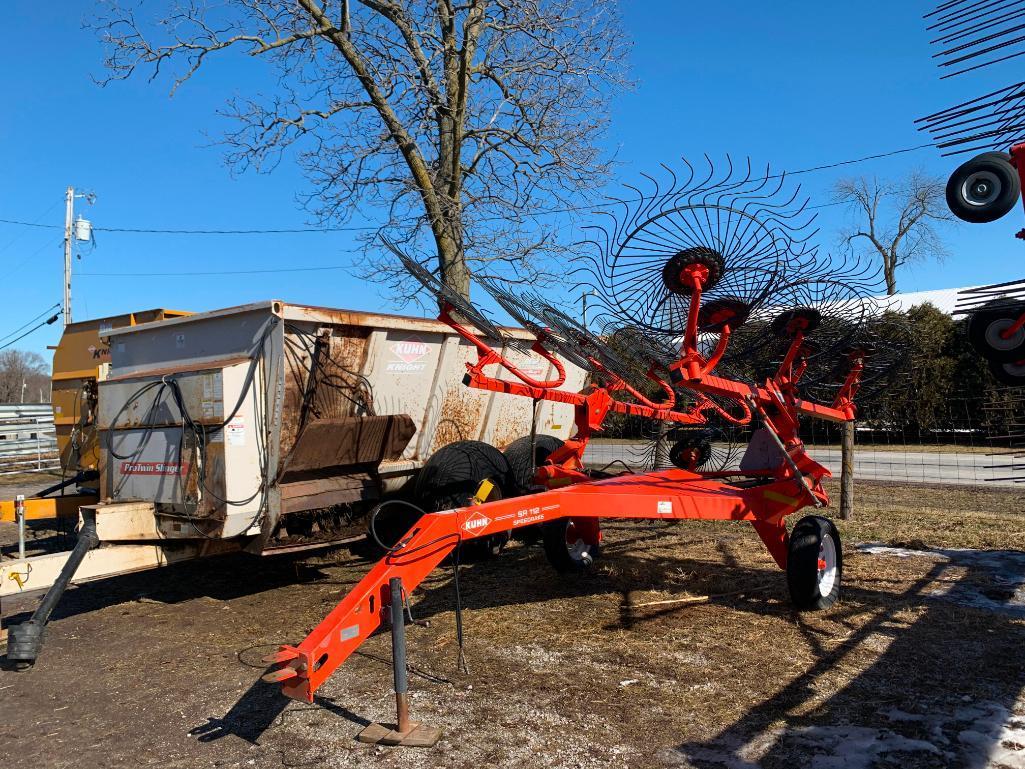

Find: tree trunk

[839,420,855,520]
[884,259,897,296]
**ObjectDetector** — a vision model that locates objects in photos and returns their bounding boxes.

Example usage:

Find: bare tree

[92,1,630,300]
[0,350,50,404]
[834,172,954,296]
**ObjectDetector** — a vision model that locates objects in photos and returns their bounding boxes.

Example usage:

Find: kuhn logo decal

[120,461,190,476]
[462,511,491,533]
[387,337,430,372]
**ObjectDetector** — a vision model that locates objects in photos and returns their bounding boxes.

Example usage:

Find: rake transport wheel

[946,152,1021,224]
[967,300,1025,363]
[786,515,842,611]
[542,518,601,573]
[416,440,515,559]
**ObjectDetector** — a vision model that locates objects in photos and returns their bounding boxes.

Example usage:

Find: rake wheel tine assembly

[576,157,822,336]
[918,3,1025,155]
[381,236,510,348]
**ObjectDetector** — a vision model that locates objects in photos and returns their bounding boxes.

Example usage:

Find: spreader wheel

[503,434,565,494]
[542,518,600,573]
[786,515,842,611]
[967,301,1025,362]
[946,152,1021,224]
[661,247,725,296]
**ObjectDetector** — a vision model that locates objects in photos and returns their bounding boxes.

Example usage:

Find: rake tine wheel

[381,236,508,345]
[725,263,882,374]
[631,422,741,474]
[579,156,820,337]
[475,277,592,369]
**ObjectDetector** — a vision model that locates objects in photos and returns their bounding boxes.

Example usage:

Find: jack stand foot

[357,578,443,748]
[357,721,442,747]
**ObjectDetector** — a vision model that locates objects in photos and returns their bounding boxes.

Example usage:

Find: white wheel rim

[962,170,1001,207]
[817,533,838,597]
[985,318,1025,351]
[565,521,593,564]
[567,537,590,563]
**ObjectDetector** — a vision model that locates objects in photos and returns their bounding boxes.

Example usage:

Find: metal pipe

[388,576,411,734]
[15,494,25,559]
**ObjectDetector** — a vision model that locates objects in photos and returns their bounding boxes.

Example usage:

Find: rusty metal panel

[283,415,415,474]
[278,473,377,514]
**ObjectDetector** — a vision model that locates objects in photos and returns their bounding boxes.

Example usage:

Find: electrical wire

[0,142,936,239]
[0,199,61,257]
[78,266,349,277]
[366,497,469,672]
[0,303,61,345]
[0,311,62,351]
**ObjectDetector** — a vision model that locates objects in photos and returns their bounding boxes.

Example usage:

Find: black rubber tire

[967,300,1025,362]
[946,152,1021,224]
[503,434,564,494]
[989,358,1025,386]
[786,515,842,611]
[541,518,600,573]
[416,440,514,559]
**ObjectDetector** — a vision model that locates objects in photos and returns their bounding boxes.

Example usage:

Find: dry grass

[827,478,1025,550]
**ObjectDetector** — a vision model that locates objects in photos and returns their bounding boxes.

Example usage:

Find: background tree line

[0,350,50,404]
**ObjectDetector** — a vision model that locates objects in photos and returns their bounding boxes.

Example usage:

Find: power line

[78,265,349,277]
[0,200,61,256]
[96,224,370,235]
[772,143,936,177]
[10,238,63,277]
[0,303,62,345]
[0,311,62,352]
[0,217,60,230]
[0,143,933,237]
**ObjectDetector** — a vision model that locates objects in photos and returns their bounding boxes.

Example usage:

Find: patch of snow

[788,725,941,769]
[670,701,1025,768]
[857,543,1025,616]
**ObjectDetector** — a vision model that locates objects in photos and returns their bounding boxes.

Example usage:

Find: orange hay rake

[262,162,882,743]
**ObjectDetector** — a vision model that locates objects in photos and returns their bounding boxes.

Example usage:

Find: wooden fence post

[840,420,855,520]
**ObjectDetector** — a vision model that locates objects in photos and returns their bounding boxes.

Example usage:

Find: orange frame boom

[270,466,821,703]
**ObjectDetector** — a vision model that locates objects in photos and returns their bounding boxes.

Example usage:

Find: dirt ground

[1,479,1024,769]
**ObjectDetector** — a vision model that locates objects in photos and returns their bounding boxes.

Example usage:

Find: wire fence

[0,403,59,476]
[581,389,1025,489]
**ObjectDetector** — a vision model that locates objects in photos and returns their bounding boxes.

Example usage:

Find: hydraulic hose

[6,508,100,667]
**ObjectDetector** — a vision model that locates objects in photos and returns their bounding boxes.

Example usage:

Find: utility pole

[63,185,74,327]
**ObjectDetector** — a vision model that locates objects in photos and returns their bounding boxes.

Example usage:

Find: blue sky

[1,1,1022,359]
